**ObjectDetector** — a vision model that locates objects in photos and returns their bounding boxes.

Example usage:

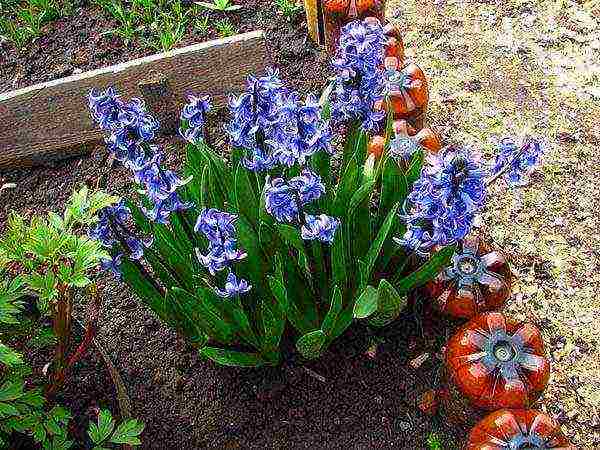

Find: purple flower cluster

[265,169,325,222]
[179,93,211,144]
[89,87,159,164]
[88,87,192,225]
[396,148,487,253]
[226,69,287,171]
[330,19,387,131]
[264,170,339,244]
[273,93,333,167]
[300,214,340,244]
[131,152,193,224]
[226,69,332,171]
[89,200,153,276]
[194,209,251,298]
[492,137,545,186]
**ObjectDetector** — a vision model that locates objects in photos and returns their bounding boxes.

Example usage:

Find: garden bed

[1,2,470,448]
[0,152,471,447]
[0,0,330,96]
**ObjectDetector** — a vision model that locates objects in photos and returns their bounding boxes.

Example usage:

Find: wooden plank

[0,31,269,170]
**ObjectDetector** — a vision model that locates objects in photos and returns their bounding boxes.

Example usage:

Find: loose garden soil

[1,0,598,448]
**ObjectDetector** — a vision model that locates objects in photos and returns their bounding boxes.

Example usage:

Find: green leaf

[119,259,166,320]
[332,156,358,217]
[261,299,285,352]
[362,203,400,283]
[109,418,144,445]
[234,164,259,227]
[319,81,333,121]
[169,287,234,345]
[88,409,114,444]
[354,130,369,172]
[199,164,211,209]
[328,304,354,340]
[268,275,288,313]
[321,286,342,337]
[276,224,306,256]
[347,180,375,214]
[295,330,326,359]
[330,227,347,289]
[0,380,24,402]
[368,279,407,328]
[200,347,265,367]
[379,157,408,223]
[394,245,456,293]
[221,300,259,348]
[406,149,425,186]
[353,286,378,319]
[0,402,19,417]
[33,423,47,443]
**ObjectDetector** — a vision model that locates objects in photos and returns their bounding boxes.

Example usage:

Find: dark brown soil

[1,3,475,449]
[7,317,119,449]
[0,0,330,96]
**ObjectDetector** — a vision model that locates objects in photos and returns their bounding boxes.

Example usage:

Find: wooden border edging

[0,31,269,170]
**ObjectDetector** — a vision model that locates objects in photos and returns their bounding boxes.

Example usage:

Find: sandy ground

[387,0,600,446]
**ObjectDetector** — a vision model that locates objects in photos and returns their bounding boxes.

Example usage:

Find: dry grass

[387,0,600,446]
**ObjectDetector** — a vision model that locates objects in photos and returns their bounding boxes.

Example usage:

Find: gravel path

[387,0,600,446]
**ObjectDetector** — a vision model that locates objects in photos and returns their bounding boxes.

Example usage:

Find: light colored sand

[387,0,600,446]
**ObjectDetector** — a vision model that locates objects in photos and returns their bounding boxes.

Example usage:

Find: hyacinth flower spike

[426,234,512,319]
[466,409,577,449]
[446,312,550,410]
[490,136,545,187]
[329,18,387,131]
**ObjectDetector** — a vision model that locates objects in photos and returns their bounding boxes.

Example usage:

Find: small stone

[409,353,430,369]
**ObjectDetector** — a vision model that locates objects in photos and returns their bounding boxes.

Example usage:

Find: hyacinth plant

[87,18,544,367]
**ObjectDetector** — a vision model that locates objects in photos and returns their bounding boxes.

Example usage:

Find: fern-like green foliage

[88,409,144,449]
[0,186,117,314]
[0,187,125,448]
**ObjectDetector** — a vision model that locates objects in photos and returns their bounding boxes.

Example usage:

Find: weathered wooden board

[0,31,269,170]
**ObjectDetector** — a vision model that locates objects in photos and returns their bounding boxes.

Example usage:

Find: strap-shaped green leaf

[221,299,259,348]
[319,82,333,121]
[341,126,360,172]
[328,304,354,341]
[261,299,285,352]
[200,347,265,367]
[354,130,368,174]
[333,156,358,217]
[368,279,407,327]
[295,330,326,359]
[347,180,375,214]
[394,245,456,293]
[119,259,166,321]
[169,287,234,345]
[321,286,342,337]
[166,288,216,344]
[199,164,210,209]
[379,157,408,224]
[362,203,400,284]
[406,149,425,186]
[235,215,266,296]
[353,285,378,319]
[234,164,259,227]
[330,225,347,289]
